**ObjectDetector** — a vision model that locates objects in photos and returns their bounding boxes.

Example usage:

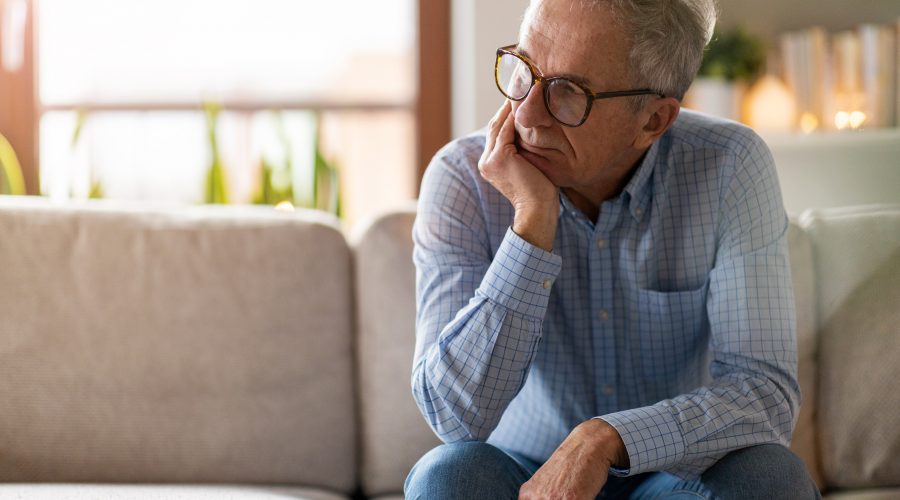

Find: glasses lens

[496,53,532,100]
[547,79,589,126]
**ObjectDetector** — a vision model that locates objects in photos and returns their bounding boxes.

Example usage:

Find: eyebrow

[516,46,598,89]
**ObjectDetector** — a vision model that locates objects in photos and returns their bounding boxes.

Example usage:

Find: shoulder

[417,130,508,228]
[420,130,487,199]
[666,109,772,165]
[658,109,777,196]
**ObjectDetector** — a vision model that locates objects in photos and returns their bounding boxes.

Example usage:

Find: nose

[513,81,554,130]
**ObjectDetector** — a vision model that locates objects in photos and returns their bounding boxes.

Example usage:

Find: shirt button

[599,309,610,321]
[596,238,606,250]
[542,278,552,289]
[602,384,615,397]
[634,207,643,217]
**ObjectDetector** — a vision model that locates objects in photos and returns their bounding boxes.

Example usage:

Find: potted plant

[685,27,765,121]
[0,132,26,196]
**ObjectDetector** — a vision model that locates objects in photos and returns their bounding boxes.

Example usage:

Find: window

[12,0,437,229]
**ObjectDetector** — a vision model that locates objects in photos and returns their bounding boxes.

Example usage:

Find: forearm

[600,359,799,478]
[412,300,542,441]
[412,228,562,441]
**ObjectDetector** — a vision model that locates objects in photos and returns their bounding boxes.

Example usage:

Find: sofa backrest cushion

[353,207,441,497]
[800,204,900,490]
[0,198,357,492]
[787,222,823,489]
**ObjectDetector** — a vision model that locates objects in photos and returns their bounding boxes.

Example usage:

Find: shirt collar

[621,139,661,223]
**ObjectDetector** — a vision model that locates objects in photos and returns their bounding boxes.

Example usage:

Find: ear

[633,97,680,149]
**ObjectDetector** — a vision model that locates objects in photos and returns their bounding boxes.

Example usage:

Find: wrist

[512,203,558,252]
[578,418,629,469]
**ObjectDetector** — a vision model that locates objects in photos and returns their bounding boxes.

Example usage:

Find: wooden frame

[0,0,38,194]
[416,0,452,194]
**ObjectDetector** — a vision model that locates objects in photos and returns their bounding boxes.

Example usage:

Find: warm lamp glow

[834,111,867,131]
[799,113,819,134]
[744,75,796,132]
[835,112,850,130]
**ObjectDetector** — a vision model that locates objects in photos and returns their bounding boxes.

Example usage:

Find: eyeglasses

[494,44,665,127]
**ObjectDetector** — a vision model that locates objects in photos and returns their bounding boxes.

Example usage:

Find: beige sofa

[0,195,898,499]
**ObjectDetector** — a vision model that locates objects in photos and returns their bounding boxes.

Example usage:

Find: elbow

[756,369,800,446]
[776,374,802,443]
[411,365,495,443]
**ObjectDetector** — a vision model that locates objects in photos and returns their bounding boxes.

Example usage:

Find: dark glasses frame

[494,44,665,127]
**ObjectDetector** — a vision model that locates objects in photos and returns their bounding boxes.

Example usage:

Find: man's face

[512,0,646,194]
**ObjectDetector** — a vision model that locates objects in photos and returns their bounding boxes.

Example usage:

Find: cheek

[565,127,612,168]
[570,117,636,164]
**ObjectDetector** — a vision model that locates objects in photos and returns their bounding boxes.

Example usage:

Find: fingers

[496,101,516,153]
[485,100,512,152]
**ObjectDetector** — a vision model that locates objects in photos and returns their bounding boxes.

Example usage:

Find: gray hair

[523,0,717,109]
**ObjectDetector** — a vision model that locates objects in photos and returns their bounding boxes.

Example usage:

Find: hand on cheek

[478,101,560,251]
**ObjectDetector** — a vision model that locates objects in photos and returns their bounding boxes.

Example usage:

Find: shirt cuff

[477,227,562,319]
[595,404,687,476]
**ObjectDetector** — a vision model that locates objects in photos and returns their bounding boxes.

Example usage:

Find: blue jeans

[404,441,820,499]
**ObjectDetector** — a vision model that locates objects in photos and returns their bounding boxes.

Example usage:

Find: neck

[563,146,649,222]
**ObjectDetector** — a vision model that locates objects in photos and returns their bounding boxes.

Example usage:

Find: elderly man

[405,0,819,498]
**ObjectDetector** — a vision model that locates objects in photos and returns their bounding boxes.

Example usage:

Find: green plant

[71,109,103,199]
[253,111,341,217]
[699,27,765,82]
[203,102,229,204]
[0,132,26,195]
[311,113,341,217]
[253,111,294,206]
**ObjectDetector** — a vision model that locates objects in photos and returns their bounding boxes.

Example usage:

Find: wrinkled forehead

[517,0,630,84]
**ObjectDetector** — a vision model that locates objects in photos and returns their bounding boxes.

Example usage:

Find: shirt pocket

[623,281,710,402]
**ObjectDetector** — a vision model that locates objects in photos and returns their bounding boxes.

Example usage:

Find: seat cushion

[352,207,441,497]
[800,205,900,490]
[0,484,349,500]
[0,198,357,492]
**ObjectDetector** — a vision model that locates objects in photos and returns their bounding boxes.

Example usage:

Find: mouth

[516,143,558,175]
[516,139,558,157]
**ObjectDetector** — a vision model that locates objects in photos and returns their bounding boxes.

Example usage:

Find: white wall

[451,0,528,138]
[765,130,900,216]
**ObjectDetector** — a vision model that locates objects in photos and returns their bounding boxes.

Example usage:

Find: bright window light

[36,0,416,229]
[38,0,415,105]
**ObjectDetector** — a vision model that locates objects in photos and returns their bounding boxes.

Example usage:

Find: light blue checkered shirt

[411,109,799,479]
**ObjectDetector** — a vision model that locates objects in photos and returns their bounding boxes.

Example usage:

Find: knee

[703,444,820,500]
[404,441,523,500]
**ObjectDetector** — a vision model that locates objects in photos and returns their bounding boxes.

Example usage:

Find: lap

[404,441,818,500]
[403,441,534,500]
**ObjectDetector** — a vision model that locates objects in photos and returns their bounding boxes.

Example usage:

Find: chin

[520,150,567,186]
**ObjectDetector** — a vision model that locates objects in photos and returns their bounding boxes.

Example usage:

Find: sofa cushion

[352,207,441,497]
[824,488,900,500]
[0,198,357,492]
[787,222,823,489]
[0,484,348,499]
[800,205,900,490]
